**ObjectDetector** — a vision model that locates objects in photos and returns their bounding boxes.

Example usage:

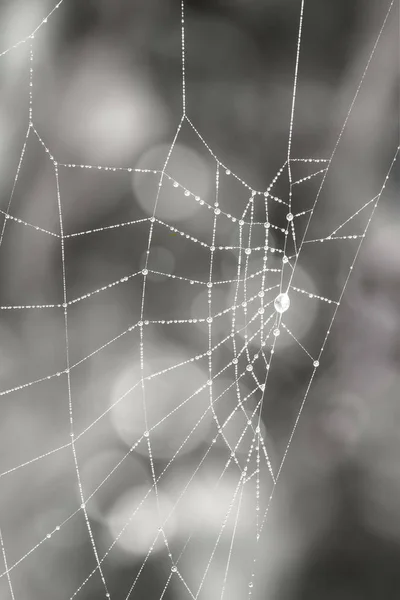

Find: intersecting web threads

[0,1,398,599]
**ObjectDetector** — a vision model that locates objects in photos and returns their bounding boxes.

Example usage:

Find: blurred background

[0,0,399,599]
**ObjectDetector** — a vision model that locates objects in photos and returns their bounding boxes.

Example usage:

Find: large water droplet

[274,292,290,313]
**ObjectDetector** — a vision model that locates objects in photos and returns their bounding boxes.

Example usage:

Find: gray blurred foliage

[0,0,399,599]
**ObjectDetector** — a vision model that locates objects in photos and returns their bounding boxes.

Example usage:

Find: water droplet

[274,292,290,313]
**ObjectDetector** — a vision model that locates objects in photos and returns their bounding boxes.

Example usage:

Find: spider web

[0,1,398,599]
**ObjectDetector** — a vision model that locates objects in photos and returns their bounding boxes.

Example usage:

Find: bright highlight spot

[274,292,290,314]
[79,450,149,523]
[110,343,212,459]
[106,486,177,558]
[133,142,212,222]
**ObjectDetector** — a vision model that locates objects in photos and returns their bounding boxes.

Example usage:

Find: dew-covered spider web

[0,0,398,599]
